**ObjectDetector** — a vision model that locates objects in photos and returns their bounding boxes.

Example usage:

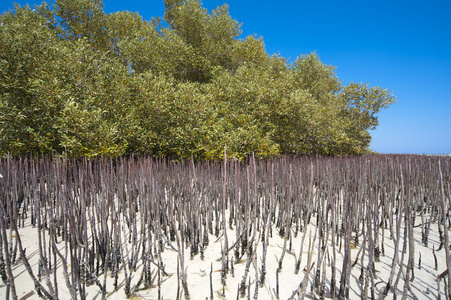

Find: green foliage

[54,0,109,50]
[0,0,396,159]
[0,4,64,155]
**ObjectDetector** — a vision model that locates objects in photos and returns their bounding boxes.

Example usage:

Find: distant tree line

[0,0,396,160]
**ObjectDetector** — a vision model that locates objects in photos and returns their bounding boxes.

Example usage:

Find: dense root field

[0,154,450,299]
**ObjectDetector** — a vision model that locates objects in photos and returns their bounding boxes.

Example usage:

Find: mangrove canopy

[0,0,396,159]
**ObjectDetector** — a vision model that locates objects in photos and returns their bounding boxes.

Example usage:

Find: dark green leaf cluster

[0,0,396,160]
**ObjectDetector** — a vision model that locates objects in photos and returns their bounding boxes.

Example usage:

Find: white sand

[1,212,449,300]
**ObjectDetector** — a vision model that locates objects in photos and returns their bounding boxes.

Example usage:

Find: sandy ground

[1,209,449,300]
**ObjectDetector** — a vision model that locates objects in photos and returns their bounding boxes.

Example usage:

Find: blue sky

[2,0,450,154]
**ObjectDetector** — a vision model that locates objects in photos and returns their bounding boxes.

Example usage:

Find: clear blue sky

[2,0,450,154]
